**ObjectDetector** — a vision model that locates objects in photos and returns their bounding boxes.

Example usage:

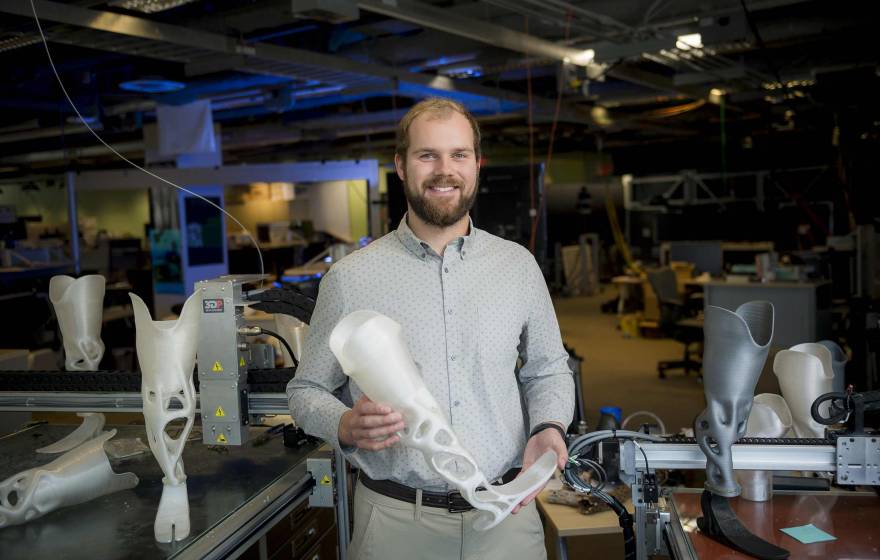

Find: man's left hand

[511,425,568,514]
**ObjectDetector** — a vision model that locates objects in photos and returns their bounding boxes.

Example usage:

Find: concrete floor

[555,290,706,435]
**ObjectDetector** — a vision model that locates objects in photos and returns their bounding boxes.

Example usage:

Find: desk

[537,489,629,560]
[0,424,324,560]
[704,280,831,348]
[668,491,880,559]
[611,275,644,316]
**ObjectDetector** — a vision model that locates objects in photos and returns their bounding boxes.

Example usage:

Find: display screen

[184,196,224,266]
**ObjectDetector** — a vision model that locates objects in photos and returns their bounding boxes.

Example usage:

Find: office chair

[647,268,703,379]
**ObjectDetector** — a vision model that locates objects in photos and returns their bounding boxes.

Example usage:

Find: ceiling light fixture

[708,88,725,104]
[675,33,703,50]
[119,79,186,93]
[109,0,199,13]
[569,49,596,66]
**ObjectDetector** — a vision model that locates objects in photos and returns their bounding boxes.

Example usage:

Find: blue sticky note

[780,524,837,544]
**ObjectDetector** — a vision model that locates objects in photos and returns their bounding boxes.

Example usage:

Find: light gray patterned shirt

[287,215,574,491]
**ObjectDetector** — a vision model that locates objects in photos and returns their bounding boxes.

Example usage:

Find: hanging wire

[528,9,573,254]
[28,0,265,283]
[524,16,536,254]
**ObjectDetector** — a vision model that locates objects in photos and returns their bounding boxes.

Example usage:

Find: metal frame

[0,391,289,415]
[180,468,314,560]
[619,440,839,560]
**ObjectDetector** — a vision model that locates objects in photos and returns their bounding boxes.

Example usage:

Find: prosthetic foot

[131,292,200,543]
[330,310,557,531]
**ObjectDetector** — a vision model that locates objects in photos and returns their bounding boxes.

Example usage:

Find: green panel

[347,180,368,241]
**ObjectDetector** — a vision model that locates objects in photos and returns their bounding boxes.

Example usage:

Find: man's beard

[404,174,478,227]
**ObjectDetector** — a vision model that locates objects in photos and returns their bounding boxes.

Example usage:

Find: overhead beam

[357,0,595,65]
[4,0,592,124]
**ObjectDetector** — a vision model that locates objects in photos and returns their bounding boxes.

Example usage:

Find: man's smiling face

[395,110,480,227]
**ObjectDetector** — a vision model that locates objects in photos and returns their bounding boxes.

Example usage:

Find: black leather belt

[360,468,520,513]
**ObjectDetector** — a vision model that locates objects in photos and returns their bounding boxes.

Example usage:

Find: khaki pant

[348,479,547,560]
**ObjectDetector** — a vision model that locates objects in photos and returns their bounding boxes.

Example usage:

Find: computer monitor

[668,241,724,276]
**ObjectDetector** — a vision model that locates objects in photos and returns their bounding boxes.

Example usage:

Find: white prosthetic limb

[130,293,200,543]
[817,340,848,394]
[330,310,558,531]
[0,430,138,529]
[36,412,106,454]
[274,314,308,365]
[737,394,792,501]
[49,275,106,371]
[773,342,834,439]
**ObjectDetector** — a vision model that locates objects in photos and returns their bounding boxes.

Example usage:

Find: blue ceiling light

[119,79,186,93]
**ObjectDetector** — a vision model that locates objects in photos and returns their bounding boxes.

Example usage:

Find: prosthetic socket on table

[737,393,793,502]
[49,274,106,371]
[694,301,774,497]
[773,343,836,439]
[0,430,138,529]
[131,293,200,543]
[329,310,558,531]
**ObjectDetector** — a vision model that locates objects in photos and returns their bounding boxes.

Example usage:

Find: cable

[256,328,298,368]
[28,0,265,285]
[634,440,650,473]
[524,15,536,254]
[563,430,658,560]
[621,410,667,435]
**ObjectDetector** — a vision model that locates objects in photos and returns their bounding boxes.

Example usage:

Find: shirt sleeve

[517,257,576,433]
[287,267,359,456]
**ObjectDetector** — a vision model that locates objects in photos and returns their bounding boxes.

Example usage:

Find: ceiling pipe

[357,0,597,66]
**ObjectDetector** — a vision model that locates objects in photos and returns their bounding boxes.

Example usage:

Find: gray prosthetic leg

[695,301,774,497]
[694,301,789,560]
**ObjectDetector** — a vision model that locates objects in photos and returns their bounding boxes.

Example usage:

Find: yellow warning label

[216,433,227,444]
[215,406,225,418]
[320,475,332,486]
[212,361,224,372]
[239,356,246,367]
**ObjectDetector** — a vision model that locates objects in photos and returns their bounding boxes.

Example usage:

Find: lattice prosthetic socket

[131,293,200,543]
[737,394,793,502]
[49,274,106,371]
[330,310,558,531]
[695,301,774,497]
[0,430,138,529]
[773,343,834,439]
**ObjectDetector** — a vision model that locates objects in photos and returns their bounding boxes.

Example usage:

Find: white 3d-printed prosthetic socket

[36,412,106,454]
[737,393,793,502]
[49,274,106,370]
[773,342,834,439]
[0,430,138,529]
[817,339,848,394]
[330,310,558,531]
[131,292,200,543]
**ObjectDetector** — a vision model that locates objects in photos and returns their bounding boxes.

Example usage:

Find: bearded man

[287,97,574,560]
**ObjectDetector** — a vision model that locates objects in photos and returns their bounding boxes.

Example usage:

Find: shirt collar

[395,213,477,260]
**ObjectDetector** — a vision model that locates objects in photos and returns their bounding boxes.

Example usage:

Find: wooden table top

[671,491,880,559]
[536,489,631,537]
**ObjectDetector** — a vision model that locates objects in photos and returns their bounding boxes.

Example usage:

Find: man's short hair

[395,97,481,161]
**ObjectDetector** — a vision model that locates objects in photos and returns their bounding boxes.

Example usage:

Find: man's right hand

[338,395,405,451]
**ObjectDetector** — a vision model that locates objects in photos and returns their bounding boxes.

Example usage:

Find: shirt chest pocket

[474,291,525,376]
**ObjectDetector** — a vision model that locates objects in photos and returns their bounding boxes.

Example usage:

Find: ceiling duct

[291,0,360,23]
[108,0,200,13]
